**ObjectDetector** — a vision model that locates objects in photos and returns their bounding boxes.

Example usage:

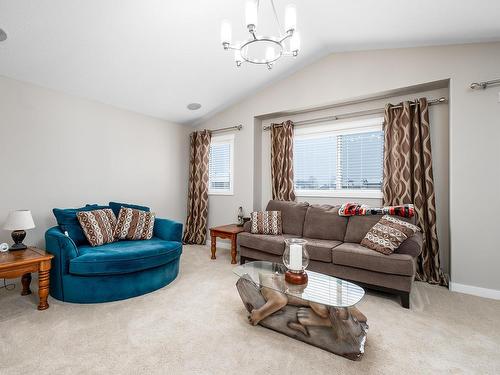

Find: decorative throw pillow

[339,202,415,218]
[114,207,155,240]
[53,204,110,245]
[361,215,420,255]
[250,211,282,235]
[76,209,117,247]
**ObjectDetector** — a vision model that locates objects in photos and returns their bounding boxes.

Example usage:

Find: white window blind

[209,134,234,195]
[293,117,384,198]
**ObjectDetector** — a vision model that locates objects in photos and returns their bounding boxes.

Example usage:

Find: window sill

[295,190,383,199]
[208,191,234,196]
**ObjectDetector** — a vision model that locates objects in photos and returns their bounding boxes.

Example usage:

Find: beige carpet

[1,245,499,375]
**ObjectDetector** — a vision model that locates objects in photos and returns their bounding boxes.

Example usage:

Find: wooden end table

[0,247,54,310]
[209,224,245,264]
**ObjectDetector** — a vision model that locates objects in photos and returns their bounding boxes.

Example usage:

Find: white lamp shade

[3,210,35,230]
[284,4,297,31]
[220,20,232,44]
[290,31,300,52]
[245,0,258,28]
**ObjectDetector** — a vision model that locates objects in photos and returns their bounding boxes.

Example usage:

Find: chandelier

[220,0,300,69]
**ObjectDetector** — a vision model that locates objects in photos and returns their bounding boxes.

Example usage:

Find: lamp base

[10,230,27,251]
[285,270,308,285]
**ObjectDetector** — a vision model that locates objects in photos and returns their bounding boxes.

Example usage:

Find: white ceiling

[0,1,499,125]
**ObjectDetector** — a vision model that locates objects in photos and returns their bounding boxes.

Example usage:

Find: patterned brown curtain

[183,130,211,244]
[271,120,296,201]
[383,98,447,286]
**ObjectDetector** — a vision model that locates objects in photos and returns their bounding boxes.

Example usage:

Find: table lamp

[3,210,36,250]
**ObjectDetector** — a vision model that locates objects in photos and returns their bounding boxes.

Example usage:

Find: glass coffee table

[233,261,368,360]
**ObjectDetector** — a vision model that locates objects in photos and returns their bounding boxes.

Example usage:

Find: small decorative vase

[283,238,309,285]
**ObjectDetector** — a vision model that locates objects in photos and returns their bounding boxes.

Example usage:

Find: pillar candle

[289,244,302,271]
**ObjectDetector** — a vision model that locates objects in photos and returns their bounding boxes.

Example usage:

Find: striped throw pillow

[77,209,117,247]
[361,215,420,255]
[114,207,155,241]
[250,211,282,235]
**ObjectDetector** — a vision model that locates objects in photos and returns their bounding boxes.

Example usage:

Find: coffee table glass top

[233,261,365,308]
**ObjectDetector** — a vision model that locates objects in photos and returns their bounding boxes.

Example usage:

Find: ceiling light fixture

[187,103,202,110]
[220,0,300,70]
[0,28,7,42]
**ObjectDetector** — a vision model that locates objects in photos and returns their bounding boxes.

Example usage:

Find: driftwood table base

[236,274,368,360]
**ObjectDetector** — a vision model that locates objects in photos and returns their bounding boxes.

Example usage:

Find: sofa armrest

[396,231,423,258]
[243,220,252,233]
[45,226,79,285]
[45,226,79,260]
[153,218,183,243]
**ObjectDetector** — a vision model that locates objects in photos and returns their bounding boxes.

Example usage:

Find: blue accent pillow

[109,202,150,217]
[53,204,109,246]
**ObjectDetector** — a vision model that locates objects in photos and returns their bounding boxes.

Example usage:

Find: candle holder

[283,238,309,285]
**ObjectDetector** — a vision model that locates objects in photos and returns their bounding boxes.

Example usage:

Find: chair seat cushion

[303,238,342,263]
[332,242,415,276]
[238,232,300,256]
[70,238,182,276]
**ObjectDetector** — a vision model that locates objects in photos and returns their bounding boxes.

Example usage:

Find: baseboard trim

[449,282,500,300]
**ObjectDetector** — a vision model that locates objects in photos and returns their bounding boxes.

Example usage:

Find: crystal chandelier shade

[220,0,300,70]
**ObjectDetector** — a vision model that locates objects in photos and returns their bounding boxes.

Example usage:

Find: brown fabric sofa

[238,200,423,308]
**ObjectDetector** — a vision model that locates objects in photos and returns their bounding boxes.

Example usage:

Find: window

[209,134,234,195]
[294,117,384,198]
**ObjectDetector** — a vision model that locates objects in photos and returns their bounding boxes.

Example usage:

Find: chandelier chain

[220,0,299,69]
[270,0,283,37]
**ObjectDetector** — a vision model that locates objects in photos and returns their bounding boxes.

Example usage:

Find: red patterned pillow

[114,207,155,240]
[250,211,282,235]
[77,209,117,247]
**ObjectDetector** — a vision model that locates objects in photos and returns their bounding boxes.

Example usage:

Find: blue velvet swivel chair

[45,202,183,303]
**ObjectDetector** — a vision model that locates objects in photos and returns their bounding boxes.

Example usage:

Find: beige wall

[0,76,190,248]
[259,87,450,273]
[197,42,500,294]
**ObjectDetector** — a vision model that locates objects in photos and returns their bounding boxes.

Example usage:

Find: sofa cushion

[303,238,342,263]
[265,200,309,236]
[109,202,150,217]
[396,232,423,258]
[302,205,348,241]
[70,238,181,276]
[237,232,300,256]
[344,214,416,244]
[332,242,415,276]
[114,208,155,240]
[77,209,117,247]
[53,204,109,246]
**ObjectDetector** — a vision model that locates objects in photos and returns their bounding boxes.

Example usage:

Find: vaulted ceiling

[0,0,499,124]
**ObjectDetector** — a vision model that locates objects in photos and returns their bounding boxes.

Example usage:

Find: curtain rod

[470,78,500,90]
[263,97,447,130]
[210,124,243,134]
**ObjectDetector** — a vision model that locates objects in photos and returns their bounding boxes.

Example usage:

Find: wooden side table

[0,247,54,310]
[209,224,245,264]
